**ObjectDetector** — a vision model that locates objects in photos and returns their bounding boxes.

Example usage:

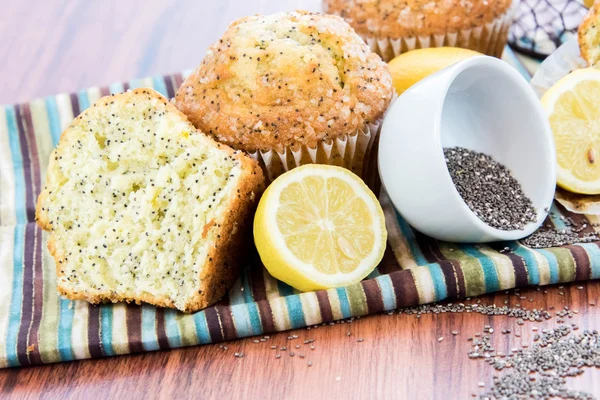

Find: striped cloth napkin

[0,48,598,368]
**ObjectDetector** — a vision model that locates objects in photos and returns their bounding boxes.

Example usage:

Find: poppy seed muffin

[579,0,600,66]
[36,89,265,313]
[324,0,515,62]
[175,10,393,181]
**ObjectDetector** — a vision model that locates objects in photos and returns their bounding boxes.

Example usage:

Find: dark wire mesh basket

[509,0,588,59]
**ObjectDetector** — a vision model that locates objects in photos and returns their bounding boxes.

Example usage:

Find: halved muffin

[36,89,265,313]
[579,0,600,66]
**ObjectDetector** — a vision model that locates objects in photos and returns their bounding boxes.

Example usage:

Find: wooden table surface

[1,1,599,399]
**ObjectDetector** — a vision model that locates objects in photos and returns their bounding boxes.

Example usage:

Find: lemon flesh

[254,165,387,292]
[388,47,481,95]
[542,67,600,194]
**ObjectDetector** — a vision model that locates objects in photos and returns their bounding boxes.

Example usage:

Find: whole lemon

[388,47,482,95]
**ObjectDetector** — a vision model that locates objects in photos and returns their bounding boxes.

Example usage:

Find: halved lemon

[388,47,481,95]
[541,67,600,194]
[253,165,387,292]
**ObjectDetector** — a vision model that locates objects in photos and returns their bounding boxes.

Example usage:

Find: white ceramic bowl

[378,56,556,243]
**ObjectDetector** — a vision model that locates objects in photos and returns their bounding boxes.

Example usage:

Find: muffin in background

[175,10,393,183]
[323,0,515,62]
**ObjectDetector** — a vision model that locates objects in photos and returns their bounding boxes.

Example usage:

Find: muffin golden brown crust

[324,0,513,38]
[174,10,393,153]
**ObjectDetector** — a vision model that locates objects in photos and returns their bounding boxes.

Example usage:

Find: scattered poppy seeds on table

[204,284,596,397]
[473,325,600,399]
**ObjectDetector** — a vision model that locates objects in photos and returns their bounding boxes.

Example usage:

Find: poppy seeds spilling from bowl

[444,147,538,231]
[520,214,600,249]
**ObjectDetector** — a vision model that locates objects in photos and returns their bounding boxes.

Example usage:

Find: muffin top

[324,0,513,39]
[174,10,393,152]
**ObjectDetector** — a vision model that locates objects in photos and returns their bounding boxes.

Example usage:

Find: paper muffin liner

[362,10,515,62]
[530,37,588,98]
[555,188,600,215]
[248,117,383,188]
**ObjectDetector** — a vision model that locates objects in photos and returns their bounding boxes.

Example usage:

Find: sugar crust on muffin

[175,10,393,153]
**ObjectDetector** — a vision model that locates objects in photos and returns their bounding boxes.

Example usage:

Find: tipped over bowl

[378,56,556,243]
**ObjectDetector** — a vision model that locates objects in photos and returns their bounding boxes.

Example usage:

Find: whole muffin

[324,0,515,62]
[175,10,393,182]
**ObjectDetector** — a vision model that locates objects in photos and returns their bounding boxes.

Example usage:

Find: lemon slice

[253,165,387,292]
[541,67,600,194]
[388,47,481,95]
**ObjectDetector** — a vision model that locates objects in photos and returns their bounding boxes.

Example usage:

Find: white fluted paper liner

[530,37,588,98]
[248,118,383,185]
[363,12,514,62]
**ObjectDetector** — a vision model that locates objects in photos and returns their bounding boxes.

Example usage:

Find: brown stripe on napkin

[122,83,130,92]
[26,225,44,366]
[21,104,44,365]
[504,253,529,287]
[204,307,224,342]
[452,260,467,298]
[216,305,236,341]
[87,305,104,358]
[248,264,275,332]
[437,261,461,299]
[428,241,467,298]
[125,305,144,353]
[389,270,418,307]
[315,290,334,323]
[569,245,591,280]
[16,224,36,366]
[154,308,171,350]
[257,300,275,333]
[14,102,44,366]
[22,103,42,210]
[15,104,36,222]
[248,264,276,332]
[362,279,384,313]
[100,86,110,97]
